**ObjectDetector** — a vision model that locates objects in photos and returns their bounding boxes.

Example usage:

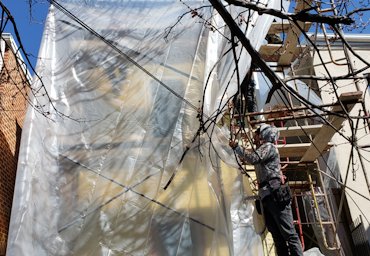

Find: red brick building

[0,33,31,255]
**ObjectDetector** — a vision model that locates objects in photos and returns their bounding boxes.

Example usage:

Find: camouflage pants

[263,195,303,256]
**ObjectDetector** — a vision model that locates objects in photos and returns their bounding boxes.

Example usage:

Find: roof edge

[1,33,33,82]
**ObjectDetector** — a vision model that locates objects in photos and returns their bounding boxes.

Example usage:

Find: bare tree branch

[346,7,370,17]
[225,0,354,25]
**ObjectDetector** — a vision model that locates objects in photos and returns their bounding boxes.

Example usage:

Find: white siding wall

[313,44,370,242]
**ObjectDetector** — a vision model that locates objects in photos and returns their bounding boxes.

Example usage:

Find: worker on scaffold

[229,124,303,256]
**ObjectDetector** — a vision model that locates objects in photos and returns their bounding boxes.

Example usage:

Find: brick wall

[0,43,29,255]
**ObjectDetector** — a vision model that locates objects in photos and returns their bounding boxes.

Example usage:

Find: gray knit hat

[258,124,279,143]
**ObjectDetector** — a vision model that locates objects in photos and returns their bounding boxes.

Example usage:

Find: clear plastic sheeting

[303,188,339,256]
[303,247,325,256]
[7,1,280,255]
[256,72,322,112]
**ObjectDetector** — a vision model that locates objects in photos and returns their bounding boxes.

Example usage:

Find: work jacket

[234,142,281,199]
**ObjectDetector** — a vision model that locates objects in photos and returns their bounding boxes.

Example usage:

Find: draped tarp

[7,1,281,255]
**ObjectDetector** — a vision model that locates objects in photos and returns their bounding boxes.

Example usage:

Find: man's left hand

[229,140,238,149]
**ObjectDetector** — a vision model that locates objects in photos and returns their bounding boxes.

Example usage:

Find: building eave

[309,33,370,50]
[1,33,33,83]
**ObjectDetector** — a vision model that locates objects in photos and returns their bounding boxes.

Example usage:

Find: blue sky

[3,0,49,71]
[2,0,370,75]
